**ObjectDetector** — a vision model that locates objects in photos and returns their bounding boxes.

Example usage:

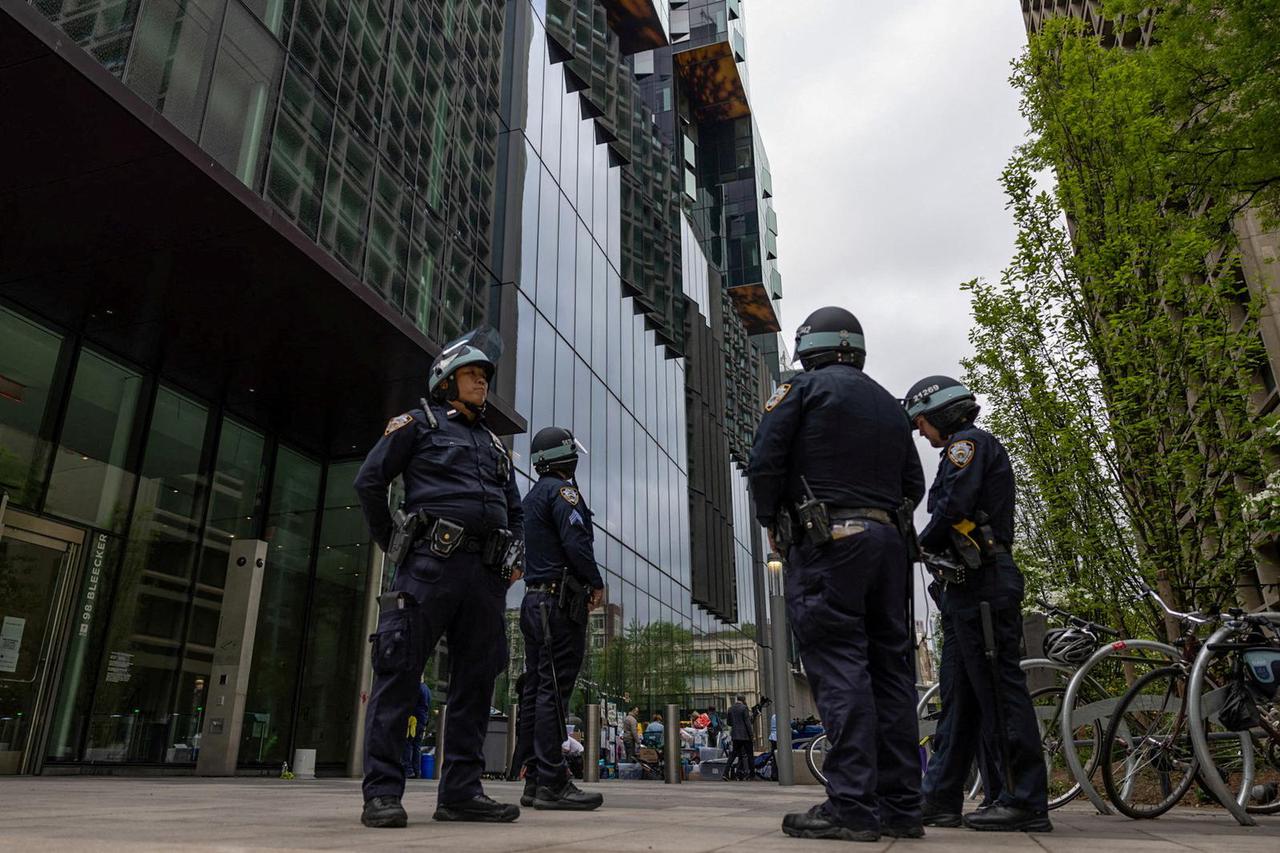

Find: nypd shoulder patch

[764,383,792,412]
[384,413,414,436]
[559,486,580,506]
[947,440,976,469]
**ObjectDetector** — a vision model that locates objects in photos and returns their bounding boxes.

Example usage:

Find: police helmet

[903,375,980,436]
[429,326,503,404]
[1043,626,1098,666]
[530,426,585,475]
[794,307,866,371]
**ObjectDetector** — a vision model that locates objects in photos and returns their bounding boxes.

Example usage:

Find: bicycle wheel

[1100,666,1198,819]
[1029,684,1095,809]
[806,733,830,785]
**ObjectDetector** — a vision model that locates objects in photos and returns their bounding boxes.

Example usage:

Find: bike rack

[1059,638,1179,815]
[1185,614,1280,828]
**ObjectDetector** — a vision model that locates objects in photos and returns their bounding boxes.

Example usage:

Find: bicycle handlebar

[1133,580,1216,626]
[1035,599,1120,638]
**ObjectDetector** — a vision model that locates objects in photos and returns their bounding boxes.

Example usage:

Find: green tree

[967,7,1275,632]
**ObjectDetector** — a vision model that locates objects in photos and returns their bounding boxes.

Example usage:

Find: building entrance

[0,502,87,774]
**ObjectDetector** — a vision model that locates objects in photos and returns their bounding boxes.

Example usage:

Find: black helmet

[794,307,865,371]
[429,327,503,404]
[530,426,583,475]
[903,375,979,436]
[1043,626,1099,666]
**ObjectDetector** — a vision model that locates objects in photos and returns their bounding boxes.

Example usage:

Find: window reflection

[0,308,62,506]
[45,351,144,533]
[84,387,210,764]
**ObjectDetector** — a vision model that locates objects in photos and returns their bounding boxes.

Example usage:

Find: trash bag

[1218,679,1261,732]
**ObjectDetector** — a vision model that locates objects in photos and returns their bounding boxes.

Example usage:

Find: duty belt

[526,582,559,594]
[830,507,894,526]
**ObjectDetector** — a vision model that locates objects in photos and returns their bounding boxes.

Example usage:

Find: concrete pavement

[0,776,1277,851]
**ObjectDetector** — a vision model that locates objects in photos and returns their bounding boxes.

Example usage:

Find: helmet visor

[439,325,504,366]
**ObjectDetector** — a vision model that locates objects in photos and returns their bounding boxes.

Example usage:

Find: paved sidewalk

[0,776,1277,851]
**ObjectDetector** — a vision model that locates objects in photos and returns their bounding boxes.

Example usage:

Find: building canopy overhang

[0,1,525,457]
[600,0,670,54]
[726,283,782,335]
[673,41,751,124]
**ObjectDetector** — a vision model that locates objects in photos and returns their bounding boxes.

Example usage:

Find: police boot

[962,804,1052,833]
[361,795,408,828]
[432,794,520,823]
[781,804,879,842]
[921,800,962,828]
[520,776,538,807]
[533,780,603,811]
[881,821,925,839]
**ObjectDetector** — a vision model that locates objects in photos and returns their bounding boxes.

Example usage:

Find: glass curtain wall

[0,303,372,771]
[498,1,755,728]
[32,0,505,342]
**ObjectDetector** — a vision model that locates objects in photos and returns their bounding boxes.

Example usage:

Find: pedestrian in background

[727,694,754,781]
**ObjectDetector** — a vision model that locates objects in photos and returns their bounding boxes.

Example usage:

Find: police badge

[384,413,413,435]
[764,383,792,412]
[558,486,580,506]
[946,440,976,468]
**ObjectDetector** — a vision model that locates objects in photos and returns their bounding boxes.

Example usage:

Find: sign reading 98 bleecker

[78,534,109,638]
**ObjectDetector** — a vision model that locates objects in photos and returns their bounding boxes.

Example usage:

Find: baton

[980,600,1016,799]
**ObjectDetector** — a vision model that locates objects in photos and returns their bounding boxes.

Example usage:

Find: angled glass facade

[0,0,784,776]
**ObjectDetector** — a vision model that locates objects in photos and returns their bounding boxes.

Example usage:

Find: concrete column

[196,539,267,776]
[770,593,794,786]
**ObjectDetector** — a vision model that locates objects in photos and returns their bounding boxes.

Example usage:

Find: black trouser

[784,523,921,831]
[515,590,587,786]
[731,739,754,779]
[363,551,507,804]
[923,556,1048,813]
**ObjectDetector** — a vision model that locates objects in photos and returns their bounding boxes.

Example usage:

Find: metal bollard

[584,703,601,782]
[770,593,795,785]
[663,702,681,784]
[505,702,519,779]
[436,705,446,780]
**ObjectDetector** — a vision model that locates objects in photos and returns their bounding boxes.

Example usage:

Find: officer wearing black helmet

[355,327,525,828]
[904,375,1051,832]
[747,307,926,842]
[510,426,604,812]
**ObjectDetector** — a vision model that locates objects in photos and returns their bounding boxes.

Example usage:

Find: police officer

[512,426,604,811]
[905,375,1051,832]
[747,307,926,842]
[355,327,524,828]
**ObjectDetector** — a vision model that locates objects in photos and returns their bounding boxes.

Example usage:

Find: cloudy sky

[745,0,1031,401]
[744,0,1034,623]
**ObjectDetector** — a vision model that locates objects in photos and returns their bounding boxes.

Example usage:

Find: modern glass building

[0,0,785,777]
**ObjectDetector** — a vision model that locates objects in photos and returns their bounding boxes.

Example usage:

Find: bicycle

[1185,603,1280,826]
[1096,582,1256,820]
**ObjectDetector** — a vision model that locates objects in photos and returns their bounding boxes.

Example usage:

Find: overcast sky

[744,0,1033,625]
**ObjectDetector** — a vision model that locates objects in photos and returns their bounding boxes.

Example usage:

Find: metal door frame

[0,505,88,774]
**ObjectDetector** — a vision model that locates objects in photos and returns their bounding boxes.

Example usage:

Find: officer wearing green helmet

[355,327,525,828]
[904,375,1051,832]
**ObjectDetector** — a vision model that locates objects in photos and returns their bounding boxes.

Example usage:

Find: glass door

[0,504,85,774]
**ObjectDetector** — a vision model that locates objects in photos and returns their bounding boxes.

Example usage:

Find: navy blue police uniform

[917,424,1048,816]
[355,402,523,810]
[511,475,603,790]
[747,363,926,833]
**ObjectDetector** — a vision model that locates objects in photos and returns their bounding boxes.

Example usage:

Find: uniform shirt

[919,424,1016,552]
[353,402,523,551]
[521,474,603,588]
[746,363,926,526]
